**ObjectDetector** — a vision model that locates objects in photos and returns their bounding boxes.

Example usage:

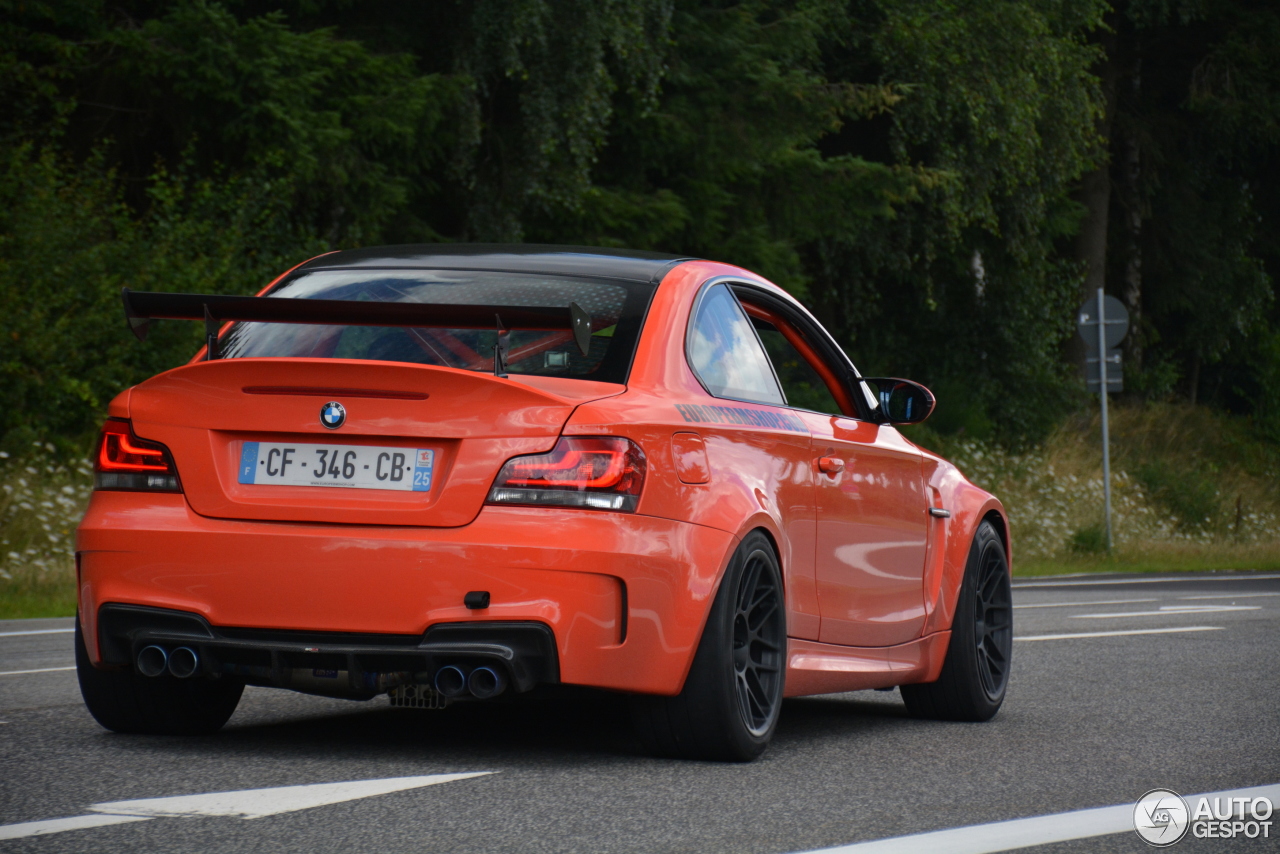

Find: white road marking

[1159,604,1261,610]
[1180,592,1280,600]
[789,782,1280,854]
[1012,598,1158,609]
[0,815,153,841]
[0,628,74,638]
[1015,626,1223,641]
[0,666,74,677]
[0,773,496,840]
[1013,573,1280,588]
[90,772,494,820]
[1072,605,1260,618]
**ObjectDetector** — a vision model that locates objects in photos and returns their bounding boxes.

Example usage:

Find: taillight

[487,436,646,512]
[94,419,181,492]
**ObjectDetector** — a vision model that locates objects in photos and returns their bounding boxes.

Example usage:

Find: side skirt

[783,631,951,697]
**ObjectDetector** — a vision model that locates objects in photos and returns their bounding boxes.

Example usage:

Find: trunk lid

[127,358,623,527]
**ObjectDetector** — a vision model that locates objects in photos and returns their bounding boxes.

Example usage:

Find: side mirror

[856,377,936,425]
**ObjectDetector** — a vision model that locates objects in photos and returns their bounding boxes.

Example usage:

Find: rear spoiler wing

[121,288,593,373]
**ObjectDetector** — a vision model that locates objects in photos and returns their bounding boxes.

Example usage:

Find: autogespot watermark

[1134,789,1274,846]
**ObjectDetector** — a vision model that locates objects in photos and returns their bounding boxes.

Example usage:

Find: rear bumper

[97,603,557,697]
[76,492,735,695]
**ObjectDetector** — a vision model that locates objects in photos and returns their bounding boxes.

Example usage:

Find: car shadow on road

[204,685,644,764]
[772,692,911,747]
[90,687,922,766]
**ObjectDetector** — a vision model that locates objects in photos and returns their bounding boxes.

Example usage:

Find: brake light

[487,436,645,512]
[94,419,181,492]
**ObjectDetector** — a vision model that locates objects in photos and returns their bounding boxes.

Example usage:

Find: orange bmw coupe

[75,245,1012,760]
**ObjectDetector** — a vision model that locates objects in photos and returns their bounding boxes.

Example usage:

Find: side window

[687,284,785,406]
[753,320,845,416]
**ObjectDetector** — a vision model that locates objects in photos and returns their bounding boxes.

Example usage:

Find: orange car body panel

[78,252,1007,698]
[77,493,735,695]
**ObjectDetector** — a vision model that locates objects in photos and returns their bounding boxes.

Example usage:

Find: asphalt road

[1,571,1277,853]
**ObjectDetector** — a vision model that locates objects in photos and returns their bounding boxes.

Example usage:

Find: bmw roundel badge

[320,401,346,429]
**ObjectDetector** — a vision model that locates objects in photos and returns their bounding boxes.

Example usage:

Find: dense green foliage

[1,0,1277,451]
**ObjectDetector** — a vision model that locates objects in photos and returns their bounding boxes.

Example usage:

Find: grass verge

[0,576,76,619]
[0,445,88,620]
[1014,542,1280,577]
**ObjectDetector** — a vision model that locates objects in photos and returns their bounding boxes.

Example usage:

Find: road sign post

[1077,291,1130,552]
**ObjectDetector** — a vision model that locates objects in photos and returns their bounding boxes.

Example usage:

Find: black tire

[631,531,786,761]
[76,617,244,735]
[901,520,1012,722]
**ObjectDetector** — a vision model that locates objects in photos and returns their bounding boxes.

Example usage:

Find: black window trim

[728,282,879,423]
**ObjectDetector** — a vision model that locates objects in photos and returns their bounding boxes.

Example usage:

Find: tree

[1071,0,1278,412]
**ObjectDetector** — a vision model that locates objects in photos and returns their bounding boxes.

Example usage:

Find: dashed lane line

[0,666,74,677]
[0,815,153,840]
[0,773,496,841]
[1180,592,1280,600]
[1012,599,1158,609]
[0,628,74,638]
[1014,626,1223,641]
[1072,606,1260,619]
[788,782,1280,854]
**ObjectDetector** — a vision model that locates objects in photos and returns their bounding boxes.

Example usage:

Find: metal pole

[1097,287,1113,551]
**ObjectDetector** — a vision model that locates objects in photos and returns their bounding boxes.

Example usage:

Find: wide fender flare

[922,484,1010,637]
[665,510,784,694]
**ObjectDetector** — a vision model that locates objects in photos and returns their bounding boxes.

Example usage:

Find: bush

[1134,460,1221,531]
[1069,523,1109,554]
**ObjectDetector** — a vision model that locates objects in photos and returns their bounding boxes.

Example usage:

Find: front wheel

[901,519,1012,721]
[631,531,786,761]
[76,617,244,735]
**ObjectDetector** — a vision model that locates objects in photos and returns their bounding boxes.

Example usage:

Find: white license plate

[238,442,433,491]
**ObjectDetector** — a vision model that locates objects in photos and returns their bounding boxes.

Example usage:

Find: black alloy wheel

[901,520,1011,722]
[631,531,787,761]
[973,532,1013,700]
[731,545,785,736]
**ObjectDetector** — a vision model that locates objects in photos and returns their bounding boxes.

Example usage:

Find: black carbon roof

[297,244,697,283]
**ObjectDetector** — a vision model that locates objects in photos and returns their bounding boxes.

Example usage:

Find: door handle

[818,457,845,475]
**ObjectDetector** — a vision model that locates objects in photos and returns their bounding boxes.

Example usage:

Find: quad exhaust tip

[432,664,509,699]
[136,645,200,678]
[168,646,199,678]
[434,665,471,699]
[136,645,168,678]
[468,666,507,699]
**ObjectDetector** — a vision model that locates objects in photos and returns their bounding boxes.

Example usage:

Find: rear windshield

[219,269,655,384]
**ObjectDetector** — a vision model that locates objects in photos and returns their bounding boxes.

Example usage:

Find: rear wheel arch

[746,525,783,584]
[680,523,785,691]
[731,519,787,599]
[631,528,787,760]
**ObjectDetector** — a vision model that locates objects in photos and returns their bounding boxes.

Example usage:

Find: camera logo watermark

[1134,789,1274,846]
[1134,790,1190,847]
